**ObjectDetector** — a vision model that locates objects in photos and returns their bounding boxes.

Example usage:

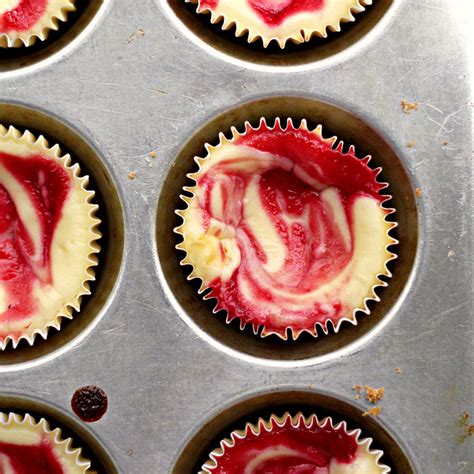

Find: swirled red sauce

[195,123,384,335]
[0,0,48,32]
[199,0,325,26]
[0,152,71,326]
[211,416,358,472]
[0,437,64,474]
[200,0,218,10]
[237,126,380,197]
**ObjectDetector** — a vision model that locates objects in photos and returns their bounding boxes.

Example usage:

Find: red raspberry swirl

[206,415,358,473]
[0,152,71,333]
[0,436,65,474]
[180,121,391,338]
[199,0,325,26]
[0,0,48,33]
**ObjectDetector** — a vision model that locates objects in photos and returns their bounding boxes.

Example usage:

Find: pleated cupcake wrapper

[201,412,390,473]
[0,0,76,48]
[0,412,91,472]
[0,125,101,349]
[186,0,372,48]
[175,117,398,341]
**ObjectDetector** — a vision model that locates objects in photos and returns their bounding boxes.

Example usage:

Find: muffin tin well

[162,0,396,70]
[156,95,419,366]
[0,101,124,370]
[0,392,119,473]
[0,0,110,76]
[173,387,418,473]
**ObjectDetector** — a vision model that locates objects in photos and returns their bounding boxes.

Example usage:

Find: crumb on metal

[416,187,422,198]
[145,157,153,167]
[352,384,363,400]
[443,141,448,146]
[128,171,137,180]
[396,367,402,374]
[401,99,419,114]
[448,250,455,258]
[150,151,157,158]
[363,406,382,417]
[458,411,474,444]
[309,383,316,389]
[407,141,415,148]
[365,386,385,404]
[127,28,145,44]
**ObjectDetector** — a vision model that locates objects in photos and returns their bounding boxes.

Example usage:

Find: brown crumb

[459,412,470,425]
[128,171,137,180]
[127,28,145,44]
[396,367,402,374]
[443,141,449,146]
[458,411,474,444]
[150,151,157,158]
[309,384,316,389]
[406,141,415,148]
[363,406,382,417]
[416,188,422,198]
[365,386,385,404]
[352,385,362,399]
[401,99,419,114]
[127,448,134,457]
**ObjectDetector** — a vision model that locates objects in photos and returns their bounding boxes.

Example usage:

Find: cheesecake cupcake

[0,0,76,48]
[175,119,397,340]
[186,0,372,47]
[0,412,91,473]
[201,412,390,473]
[0,125,101,348]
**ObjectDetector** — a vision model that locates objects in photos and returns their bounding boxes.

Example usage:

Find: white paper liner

[201,412,390,473]
[175,118,398,341]
[0,125,101,349]
[0,412,91,473]
[186,0,373,48]
[0,0,76,48]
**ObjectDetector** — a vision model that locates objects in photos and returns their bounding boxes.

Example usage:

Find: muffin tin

[0,0,471,472]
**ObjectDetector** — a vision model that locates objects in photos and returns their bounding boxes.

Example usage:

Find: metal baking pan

[0,0,471,472]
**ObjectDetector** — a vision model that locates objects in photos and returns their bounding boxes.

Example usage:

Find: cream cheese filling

[330,446,385,474]
[0,127,99,345]
[193,0,370,45]
[0,1,21,15]
[0,413,90,474]
[179,140,392,325]
[0,0,76,46]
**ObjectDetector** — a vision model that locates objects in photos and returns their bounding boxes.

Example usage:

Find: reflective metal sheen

[0,0,471,473]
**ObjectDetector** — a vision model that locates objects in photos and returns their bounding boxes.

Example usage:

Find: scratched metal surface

[0,0,472,473]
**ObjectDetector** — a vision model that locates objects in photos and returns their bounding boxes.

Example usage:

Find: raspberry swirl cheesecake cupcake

[0,0,76,48]
[186,0,372,47]
[0,412,91,473]
[201,413,390,473]
[175,119,397,340]
[0,125,101,348]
